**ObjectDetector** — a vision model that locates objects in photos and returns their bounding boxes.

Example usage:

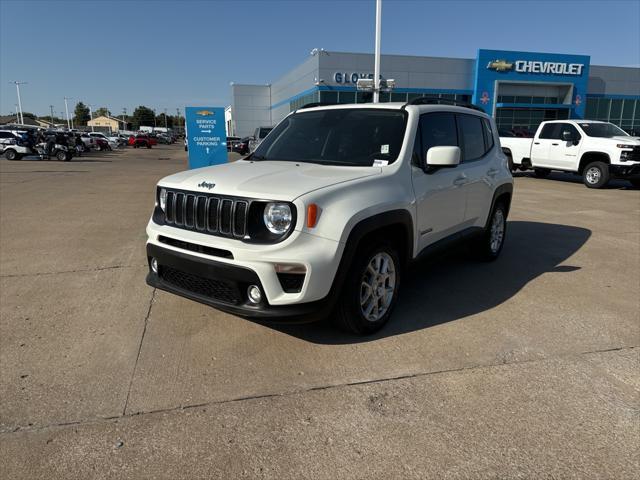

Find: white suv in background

[145,100,513,334]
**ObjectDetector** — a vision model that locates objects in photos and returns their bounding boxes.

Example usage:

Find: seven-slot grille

[164,190,248,239]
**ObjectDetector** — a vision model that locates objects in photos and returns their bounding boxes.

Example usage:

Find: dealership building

[227,49,640,138]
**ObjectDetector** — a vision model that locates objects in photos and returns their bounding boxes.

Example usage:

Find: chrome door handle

[534,142,540,145]
[551,143,559,146]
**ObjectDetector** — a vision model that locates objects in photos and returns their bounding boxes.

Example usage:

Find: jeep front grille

[164,190,248,239]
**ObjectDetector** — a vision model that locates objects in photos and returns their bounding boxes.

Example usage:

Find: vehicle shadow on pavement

[268,221,591,344]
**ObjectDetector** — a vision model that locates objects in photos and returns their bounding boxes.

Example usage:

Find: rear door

[531,123,561,167]
[412,112,467,251]
[456,114,498,228]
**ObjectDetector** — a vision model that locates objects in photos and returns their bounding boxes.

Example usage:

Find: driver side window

[413,112,458,166]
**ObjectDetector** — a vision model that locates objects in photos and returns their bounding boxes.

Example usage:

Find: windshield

[252,108,408,166]
[579,123,629,138]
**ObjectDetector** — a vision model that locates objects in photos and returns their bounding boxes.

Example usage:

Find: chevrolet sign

[488,59,584,76]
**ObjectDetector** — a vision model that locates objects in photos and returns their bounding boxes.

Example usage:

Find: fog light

[151,257,159,274]
[247,285,262,304]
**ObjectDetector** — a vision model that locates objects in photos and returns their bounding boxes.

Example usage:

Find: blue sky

[1,0,639,116]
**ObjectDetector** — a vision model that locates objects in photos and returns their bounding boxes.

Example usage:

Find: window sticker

[373,159,389,167]
[380,144,390,154]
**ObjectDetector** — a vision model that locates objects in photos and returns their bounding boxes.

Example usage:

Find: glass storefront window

[596,98,611,120]
[391,92,407,102]
[320,91,338,104]
[338,91,355,104]
[622,99,635,120]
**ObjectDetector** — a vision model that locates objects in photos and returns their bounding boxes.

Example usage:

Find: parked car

[0,130,32,160]
[233,136,252,155]
[226,136,241,152]
[500,120,640,188]
[145,100,513,334]
[156,133,173,144]
[80,133,97,150]
[248,126,273,153]
[148,134,158,146]
[88,132,120,149]
[132,134,152,148]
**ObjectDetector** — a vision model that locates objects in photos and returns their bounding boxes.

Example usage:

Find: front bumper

[610,162,640,179]
[146,243,332,321]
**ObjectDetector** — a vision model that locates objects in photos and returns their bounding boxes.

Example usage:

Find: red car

[130,134,152,149]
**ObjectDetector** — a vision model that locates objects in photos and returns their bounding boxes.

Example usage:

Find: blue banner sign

[185,107,227,169]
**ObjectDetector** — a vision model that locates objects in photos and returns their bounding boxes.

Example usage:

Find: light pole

[15,104,19,123]
[63,97,73,129]
[373,0,382,103]
[164,108,168,129]
[88,104,94,131]
[122,108,127,131]
[10,81,27,124]
[153,109,157,128]
[49,105,55,126]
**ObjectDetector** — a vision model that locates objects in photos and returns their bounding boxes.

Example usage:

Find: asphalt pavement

[0,144,638,479]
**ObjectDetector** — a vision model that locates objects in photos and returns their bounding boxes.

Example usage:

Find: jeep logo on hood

[198,181,215,190]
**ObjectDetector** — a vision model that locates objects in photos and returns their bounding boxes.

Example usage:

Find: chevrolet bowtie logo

[487,59,514,72]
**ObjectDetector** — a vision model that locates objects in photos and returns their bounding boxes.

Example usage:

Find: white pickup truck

[501,120,640,188]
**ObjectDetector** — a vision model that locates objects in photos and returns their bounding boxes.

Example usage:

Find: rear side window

[482,118,494,151]
[539,123,563,139]
[457,114,485,161]
[416,112,458,163]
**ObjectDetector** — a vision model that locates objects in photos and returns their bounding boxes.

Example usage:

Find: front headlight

[617,144,635,149]
[159,188,167,211]
[263,202,292,234]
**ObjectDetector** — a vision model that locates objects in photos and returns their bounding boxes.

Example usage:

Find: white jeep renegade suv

[146,100,513,334]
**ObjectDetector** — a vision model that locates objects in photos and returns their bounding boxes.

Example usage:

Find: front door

[549,123,582,170]
[412,112,467,252]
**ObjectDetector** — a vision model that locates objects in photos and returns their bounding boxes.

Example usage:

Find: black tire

[582,161,609,189]
[533,168,550,178]
[629,179,640,188]
[334,241,401,335]
[473,201,507,262]
[5,149,19,160]
[146,144,152,149]
[56,151,67,161]
[506,153,514,172]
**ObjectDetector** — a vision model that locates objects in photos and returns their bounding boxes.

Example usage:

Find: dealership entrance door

[495,107,569,136]
[493,81,574,135]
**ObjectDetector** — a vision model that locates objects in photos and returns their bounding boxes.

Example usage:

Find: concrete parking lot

[1,145,638,478]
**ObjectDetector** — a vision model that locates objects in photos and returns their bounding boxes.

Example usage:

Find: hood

[610,136,640,145]
[158,160,381,200]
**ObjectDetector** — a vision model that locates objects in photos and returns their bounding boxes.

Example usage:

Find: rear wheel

[582,161,609,189]
[334,242,401,335]
[56,150,67,161]
[505,153,514,172]
[473,202,507,261]
[533,168,550,178]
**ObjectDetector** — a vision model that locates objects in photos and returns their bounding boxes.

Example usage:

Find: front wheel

[533,168,550,178]
[583,161,609,189]
[334,242,401,335]
[56,150,67,161]
[473,202,507,261]
[5,149,20,160]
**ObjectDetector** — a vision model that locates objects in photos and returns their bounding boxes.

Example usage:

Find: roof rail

[406,97,485,113]
[298,102,333,110]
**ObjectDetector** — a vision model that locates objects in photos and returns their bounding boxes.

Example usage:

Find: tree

[74,102,90,126]
[95,107,111,117]
[131,106,155,129]
[155,113,174,129]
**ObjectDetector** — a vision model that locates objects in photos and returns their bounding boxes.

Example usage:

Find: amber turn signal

[306,204,319,228]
